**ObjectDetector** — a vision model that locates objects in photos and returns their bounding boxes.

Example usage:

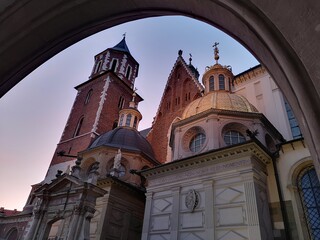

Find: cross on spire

[189,53,192,65]
[213,42,220,64]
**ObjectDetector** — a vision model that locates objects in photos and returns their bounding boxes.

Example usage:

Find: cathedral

[0,37,319,240]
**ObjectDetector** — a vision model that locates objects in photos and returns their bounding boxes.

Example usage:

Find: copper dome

[182,91,259,119]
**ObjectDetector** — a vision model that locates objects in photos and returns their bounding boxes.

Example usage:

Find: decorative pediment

[34,174,83,196]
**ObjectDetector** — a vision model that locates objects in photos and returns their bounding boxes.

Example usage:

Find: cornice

[140,141,271,180]
[233,64,266,86]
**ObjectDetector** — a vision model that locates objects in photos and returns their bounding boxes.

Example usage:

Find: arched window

[219,74,225,90]
[119,114,124,126]
[74,116,84,137]
[110,59,118,72]
[224,130,245,146]
[125,65,131,79]
[118,96,125,109]
[133,116,138,128]
[125,114,132,127]
[95,61,102,73]
[297,166,320,239]
[84,89,93,104]
[5,228,18,240]
[284,99,302,139]
[189,133,206,152]
[209,76,214,91]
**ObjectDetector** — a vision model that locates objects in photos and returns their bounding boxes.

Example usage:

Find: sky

[0,16,258,210]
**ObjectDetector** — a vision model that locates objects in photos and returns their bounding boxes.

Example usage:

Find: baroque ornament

[185,189,199,212]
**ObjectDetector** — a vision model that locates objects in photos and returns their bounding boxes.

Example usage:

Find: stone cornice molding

[140,141,271,185]
[97,175,145,195]
[233,65,266,86]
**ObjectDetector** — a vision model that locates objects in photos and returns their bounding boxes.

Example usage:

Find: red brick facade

[147,56,203,163]
[49,38,141,166]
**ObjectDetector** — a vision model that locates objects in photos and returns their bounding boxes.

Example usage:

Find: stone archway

[1,0,320,172]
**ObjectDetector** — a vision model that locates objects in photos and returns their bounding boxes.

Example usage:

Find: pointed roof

[110,37,131,54]
[148,53,204,131]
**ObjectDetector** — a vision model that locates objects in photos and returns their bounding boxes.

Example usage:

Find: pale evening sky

[0,16,258,210]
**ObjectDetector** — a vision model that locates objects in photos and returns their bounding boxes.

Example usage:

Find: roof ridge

[147,55,204,137]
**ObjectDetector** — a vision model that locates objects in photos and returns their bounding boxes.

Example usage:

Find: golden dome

[182,91,259,119]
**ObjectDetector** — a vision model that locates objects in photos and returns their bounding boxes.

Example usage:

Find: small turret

[202,42,234,93]
[118,89,142,129]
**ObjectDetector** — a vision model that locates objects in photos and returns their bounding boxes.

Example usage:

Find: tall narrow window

[125,114,132,127]
[74,116,84,137]
[284,99,302,139]
[95,61,102,73]
[209,76,215,91]
[298,166,320,239]
[118,96,125,109]
[219,74,225,90]
[119,114,124,126]
[125,65,131,79]
[133,116,138,128]
[85,89,93,104]
[111,59,118,72]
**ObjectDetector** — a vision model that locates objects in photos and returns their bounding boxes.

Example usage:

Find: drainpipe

[272,150,291,240]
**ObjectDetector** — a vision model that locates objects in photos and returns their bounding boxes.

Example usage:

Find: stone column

[170,187,181,240]
[24,210,42,240]
[141,192,153,240]
[76,206,95,240]
[67,205,81,240]
[203,180,214,239]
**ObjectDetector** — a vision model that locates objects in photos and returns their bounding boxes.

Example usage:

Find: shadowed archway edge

[1,0,320,171]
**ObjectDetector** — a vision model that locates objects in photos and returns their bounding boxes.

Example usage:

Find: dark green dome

[89,127,155,160]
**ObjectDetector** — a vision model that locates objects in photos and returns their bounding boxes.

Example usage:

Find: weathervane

[213,42,219,64]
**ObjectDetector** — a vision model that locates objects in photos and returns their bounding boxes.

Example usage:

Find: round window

[189,133,206,152]
[224,130,245,146]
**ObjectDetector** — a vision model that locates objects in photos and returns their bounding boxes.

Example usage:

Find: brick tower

[45,37,143,181]
[147,51,204,163]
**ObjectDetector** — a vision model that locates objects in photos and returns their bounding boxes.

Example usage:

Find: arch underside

[1,0,320,172]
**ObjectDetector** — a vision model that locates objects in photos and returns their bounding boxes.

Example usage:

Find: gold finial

[213,42,219,64]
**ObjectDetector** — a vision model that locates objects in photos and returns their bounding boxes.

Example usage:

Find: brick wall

[147,62,202,163]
